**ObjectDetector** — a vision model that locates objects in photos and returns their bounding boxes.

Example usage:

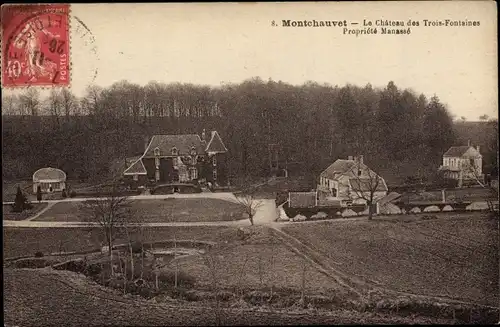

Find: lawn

[282,212,498,307]
[34,198,247,222]
[2,202,48,221]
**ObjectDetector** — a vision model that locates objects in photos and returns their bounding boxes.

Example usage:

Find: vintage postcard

[2,2,498,326]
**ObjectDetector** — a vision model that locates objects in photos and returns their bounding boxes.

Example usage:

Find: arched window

[154,147,160,156]
[171,147,178,156]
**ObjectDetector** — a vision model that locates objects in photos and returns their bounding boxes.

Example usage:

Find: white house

[318,155,388,207]
[438,144,483,186]
[33,167,66,193]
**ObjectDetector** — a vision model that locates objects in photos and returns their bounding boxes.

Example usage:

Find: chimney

[201,129,206,142]
[348,155,353,160]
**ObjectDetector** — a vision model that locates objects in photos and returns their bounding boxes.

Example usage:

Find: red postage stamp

[1,4,70,87]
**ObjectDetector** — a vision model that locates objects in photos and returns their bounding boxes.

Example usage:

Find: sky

[3,2,498,120]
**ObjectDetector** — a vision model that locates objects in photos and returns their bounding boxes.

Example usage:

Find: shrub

[130,241,144,254]
[155,270,197,288]
[13,186,32,212]
[34,251,44,257]
[70,191,77,198]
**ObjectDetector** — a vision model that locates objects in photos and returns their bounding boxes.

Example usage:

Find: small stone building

[33,167,66,193]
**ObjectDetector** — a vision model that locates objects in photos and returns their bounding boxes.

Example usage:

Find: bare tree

[60,88,77,120]
[202,245,225,326]
[461,160,499,213]
[19,88,40,116]
[342,159,387,220]
[47,89,62,126]
[79,182,134,275]
[235,193,263,225]
[1,94,19,115]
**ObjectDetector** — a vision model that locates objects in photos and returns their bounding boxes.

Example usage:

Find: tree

[79,182,134,272]
[342,158,386,220]
[202,245,225,326]
[235,193,263,226]
[13,186,32,212]
[479,114,489,121]
[19,88,40,116]
[36,185,42,202]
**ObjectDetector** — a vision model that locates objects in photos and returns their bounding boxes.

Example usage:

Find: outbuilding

[32,167,66,193]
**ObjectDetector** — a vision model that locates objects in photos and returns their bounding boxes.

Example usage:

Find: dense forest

[2,78,498,185]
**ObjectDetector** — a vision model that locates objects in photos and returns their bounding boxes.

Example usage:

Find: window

[357,169,362,176]
[213,156,217,166]
[133,174,138,181]
[331,188,337,197]
[469,158,474,166]
[155,157,160,168]
[154,147,160,156]
[155,170,160,182]
[190,168,198,180]
[171,147,178,156]
[213,169,217,181]
[190,147,197,156]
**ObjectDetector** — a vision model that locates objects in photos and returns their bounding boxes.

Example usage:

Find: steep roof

[289,192,317,208]
[144,134,205,157]
[320,159,356,179]
[349,178,388,192]
[33,167,66,182]
[443,146,481,158]
[321,159,375,180]
[123,158,147,175]
[205,131,228,153]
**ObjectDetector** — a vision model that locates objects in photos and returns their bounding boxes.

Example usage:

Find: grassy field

[177,227,344,294]
[5,269,455,326]
[34,198,246,222]
[3,225,239,258]
[282,212,498,307]
[2,202,48,221]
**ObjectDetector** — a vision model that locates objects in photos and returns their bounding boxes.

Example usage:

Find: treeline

[2,78,496,184]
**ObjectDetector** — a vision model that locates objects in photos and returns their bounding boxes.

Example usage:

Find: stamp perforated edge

[0,4,72,89]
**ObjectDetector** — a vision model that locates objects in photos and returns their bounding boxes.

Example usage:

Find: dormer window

[154,147,160,157]
[190,146,197,156]
[171,147,178,156]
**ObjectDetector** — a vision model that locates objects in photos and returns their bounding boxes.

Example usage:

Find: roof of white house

[33,167,66,182]
[321,159,378,180]
[443,146,481,158]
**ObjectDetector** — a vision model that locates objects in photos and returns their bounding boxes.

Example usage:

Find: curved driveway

[3,192,278,228]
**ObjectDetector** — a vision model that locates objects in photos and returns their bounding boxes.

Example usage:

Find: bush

[34,251,44,257]
[70,191,77,198]
[153,270,197,288]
